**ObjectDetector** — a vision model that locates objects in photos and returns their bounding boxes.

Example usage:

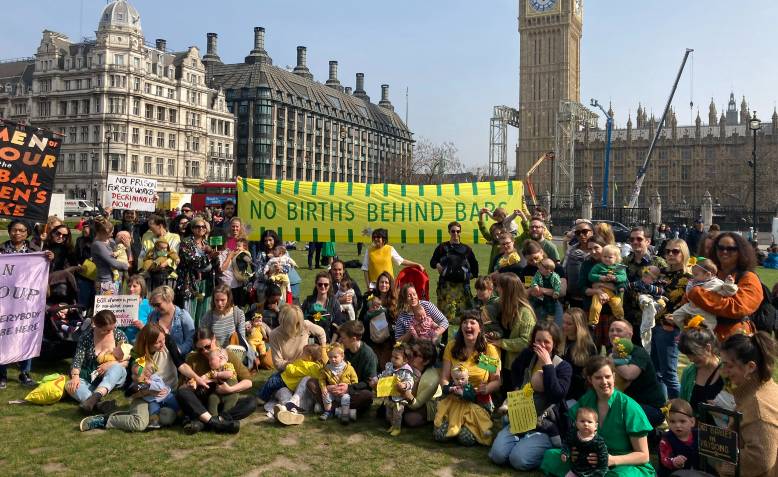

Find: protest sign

[0,121,61,222]
[0,253,49,365]
[94,295,140,327]
[699,421,739,464]
[507,384,537,435]
[104,174,157,212]
[237,178,528,244]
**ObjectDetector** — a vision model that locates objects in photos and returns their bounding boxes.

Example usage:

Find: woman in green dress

[540,355,654,476]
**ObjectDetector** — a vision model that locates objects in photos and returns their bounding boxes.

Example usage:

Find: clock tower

[517,0,583,199]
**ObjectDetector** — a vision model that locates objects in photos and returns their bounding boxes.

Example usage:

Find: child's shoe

[390,426,401,437]
[319,410,333,421]
[386,425,395,434]
[147,414,161,429]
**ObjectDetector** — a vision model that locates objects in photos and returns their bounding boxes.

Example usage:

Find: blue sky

[3,0,777,168]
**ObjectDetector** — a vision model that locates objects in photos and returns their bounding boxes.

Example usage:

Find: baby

[264,245,298,275]
[201,348,238,416]
[671,258,737,330]
[561,407,609,477]
[630,265,667,349]
[366,296,390,344]
[130,357,177,429]
[409,306,439,342]
[268,261,291,299]
[335,278,357,321]
[530,258,562,320]
[231,238,254,285]
[247,312,268,369]
[658,399,700,477]
[443,364,476,402]
[318,343,359,423]
[97,343,133,366]
[370,343,416,436]
[113,231,132,283]
[142,239,180,288]
[588,244,627,325]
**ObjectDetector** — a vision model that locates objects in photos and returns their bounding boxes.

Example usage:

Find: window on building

[169,109,176,123]
[192,160,200,178]
[185,160,191,177]
[38,101,50,117]
[192,137,200,152]
[168,88,174,99]
[114,55,124,65]
[168,133,176,149]
[93,125,100,142]
[144,82,151,94]
[156,86,163,97]
[59,102,67,116]
[79,153,88,172]
[156,158,163,175]
[145,104,153,119]
[167,159,175,176]
[157,106,165,121]
[144,129,153,146]
[144,156,152,175]
[132,99,139,115]
[133,77,140,91]
[132,128,139,144]
[81,126,89,143]
[67,153,76,172]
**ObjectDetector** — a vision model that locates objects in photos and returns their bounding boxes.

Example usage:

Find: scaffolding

[553,100,598,207]
[489,105,520,179]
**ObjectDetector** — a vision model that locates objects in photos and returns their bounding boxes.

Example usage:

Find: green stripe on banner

[418,229,424,243]
[260,226,266,236]
[348,229,354,243]
[330,182,336,195]
[293,181,300,195]
[347,182,353,196]
[311,182,318,196]
[277,227,283,241]
[259,179,265,194]
[295,227,301,242]
[454,183,460,195]
[436,184,442,196]
[400,230,407,244]
[473,229,479,244]
[276,180,282,194]
[507,180,514,196]
[490,181,496,195]
[418,184,424,196]
[401,184,406,197]
[330,229,335,242]
[312,228,318,242]
[383,183,389,196]
[472,182,478,195]
[437,229,443,243]
[365,183,371,197]
[241,177,248,192]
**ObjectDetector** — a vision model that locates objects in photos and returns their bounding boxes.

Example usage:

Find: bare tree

[402,138,463,184]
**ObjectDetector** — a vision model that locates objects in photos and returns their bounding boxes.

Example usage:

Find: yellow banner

[237,178,526,244]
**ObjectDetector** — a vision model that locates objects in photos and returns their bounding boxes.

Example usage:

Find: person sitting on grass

[258,344,323,426]
[319,343,358,423]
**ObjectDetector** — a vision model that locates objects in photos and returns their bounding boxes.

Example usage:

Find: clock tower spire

[517,0,582,200]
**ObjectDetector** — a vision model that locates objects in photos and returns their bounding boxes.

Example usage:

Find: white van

[64,200,96,217]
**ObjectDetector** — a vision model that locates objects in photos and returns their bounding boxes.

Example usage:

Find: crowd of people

[3,202,778,476]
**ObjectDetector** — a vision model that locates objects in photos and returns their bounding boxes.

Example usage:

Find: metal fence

[592,207,650,226]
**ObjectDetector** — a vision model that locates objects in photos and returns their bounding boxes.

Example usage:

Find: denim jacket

[149,306,195,356]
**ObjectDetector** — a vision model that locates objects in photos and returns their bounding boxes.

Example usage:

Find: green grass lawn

[3,241,776,476]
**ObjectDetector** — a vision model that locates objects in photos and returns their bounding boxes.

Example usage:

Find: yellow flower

[685,315,705,330]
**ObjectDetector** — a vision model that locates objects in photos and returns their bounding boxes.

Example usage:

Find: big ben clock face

[529,0,558,13]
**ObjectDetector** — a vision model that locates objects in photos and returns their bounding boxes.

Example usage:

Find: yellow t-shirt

[442,342,501,387]
[367,245,394,283]
[280,359,322,391]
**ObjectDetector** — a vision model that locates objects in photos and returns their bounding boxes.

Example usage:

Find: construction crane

[525,151,554,206]
[626,48,694,208]
[489,105,520,179]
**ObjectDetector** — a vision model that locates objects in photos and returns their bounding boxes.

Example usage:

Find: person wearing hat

[686,219,705,256]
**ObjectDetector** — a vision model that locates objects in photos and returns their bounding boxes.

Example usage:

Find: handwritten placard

[104,174,157,212]
[698,421,739,464]
[507,385,537,435]
[376,376,399,398]
[94,295,140,327]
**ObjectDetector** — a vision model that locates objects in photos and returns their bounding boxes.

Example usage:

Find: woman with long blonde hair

[486,273,536,394]
[560,307,598,400]
[267,304,326,371]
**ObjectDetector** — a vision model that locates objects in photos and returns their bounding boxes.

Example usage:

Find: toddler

[264,245,298,275]
[113,231,131,284]
[670,258,737,330]
[366,296,390,344]
[336,278,357,321]
[561,407,609,477]
[247,312,268,368]
[530,258,562,320]
[130,357,177,429]
[257,344,323,403]
[318,343,359,423]
[475,276,502,340]
[629,265,667,349]
[587,244,627,325]
[658,399,699,477]
[371,343,416,436]
[142,239,180,289]
[482,207,519,238]
[231,238,254,285]
[443,364,476,402]
[201,348,238,416]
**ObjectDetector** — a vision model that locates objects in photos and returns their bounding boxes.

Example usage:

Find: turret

[740,96,749,124]
[708,97,717,126]
[636,103,643,128]
[695,111,701,139]
[626,114,633,142]
[720,112,727,137]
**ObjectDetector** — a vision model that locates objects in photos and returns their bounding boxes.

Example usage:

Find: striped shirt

[395,301,448,340]
[200,308,246,349]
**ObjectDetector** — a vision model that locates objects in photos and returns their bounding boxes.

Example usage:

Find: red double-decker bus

[191,181,236,211]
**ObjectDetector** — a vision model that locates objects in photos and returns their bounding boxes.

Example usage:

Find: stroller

[395,265,430,300]
[42,270,90,360]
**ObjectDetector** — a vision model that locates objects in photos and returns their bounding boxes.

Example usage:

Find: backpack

[440,243,471,283]
[369,310,390,343]
[232,251,254,284]
[750,281,778,334]
[563,247,587,297]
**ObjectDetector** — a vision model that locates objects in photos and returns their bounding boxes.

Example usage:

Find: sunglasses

[53,230,69,237]
[717,245,739,253]
[192,224,206,229]
[317,282,330,288]
[629,236,645,243]
[196,344,212,352]
[574,229,591,236]
[665,248,682,255]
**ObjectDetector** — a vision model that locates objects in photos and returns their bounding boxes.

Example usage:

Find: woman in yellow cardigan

[361,228,424,290]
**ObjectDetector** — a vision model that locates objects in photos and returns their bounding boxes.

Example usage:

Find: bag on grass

[25,373,66,405]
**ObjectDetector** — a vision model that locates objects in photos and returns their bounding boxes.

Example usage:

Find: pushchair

[41,270,90,360]
[395,265,430,300]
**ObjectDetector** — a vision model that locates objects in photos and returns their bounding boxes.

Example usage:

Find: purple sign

[0,253,49,365]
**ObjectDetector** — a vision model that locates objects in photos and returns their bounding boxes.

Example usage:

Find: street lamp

[104,131,112,210]
[591,98,613,208]
[749,111,761,240]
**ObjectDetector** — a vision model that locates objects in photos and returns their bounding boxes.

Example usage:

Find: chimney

[325,60,342,91]
[345,86,353,95]
[155,39,166,51]
[293,46,313,80]
[202,33,222,65]
[245,27,272,65]
[353,73,369,101]
[379,84,393,111]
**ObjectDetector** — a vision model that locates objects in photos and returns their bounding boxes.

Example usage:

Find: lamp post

[104,131,112,211]
[591,99,613,208]
[749,111,762,240]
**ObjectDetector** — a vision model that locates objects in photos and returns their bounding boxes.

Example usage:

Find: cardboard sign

[699,421,739,464]
[507,384,537,435]
[376,376,399,398]
[208,235,224,247]
[104,174,157,212]
[0,122,61,221]
[94,295,140,327]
